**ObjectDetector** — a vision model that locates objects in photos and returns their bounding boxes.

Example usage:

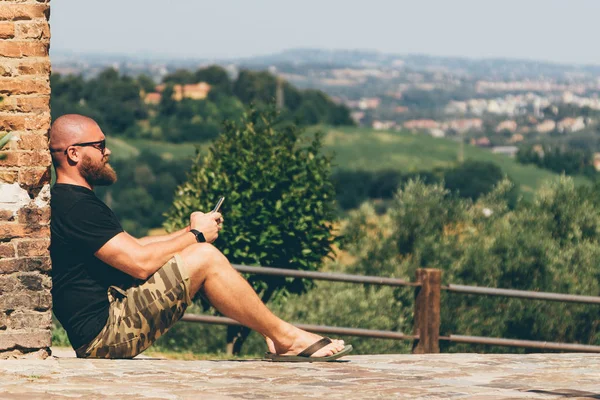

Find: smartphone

[212,197,225,213]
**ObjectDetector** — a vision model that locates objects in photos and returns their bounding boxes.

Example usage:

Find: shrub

[164,108,337,353]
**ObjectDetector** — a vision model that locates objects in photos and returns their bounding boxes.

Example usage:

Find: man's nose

[105,147,111,156]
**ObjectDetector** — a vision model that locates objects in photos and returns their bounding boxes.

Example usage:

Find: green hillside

[108,127,592,196]
[319,127,591,195]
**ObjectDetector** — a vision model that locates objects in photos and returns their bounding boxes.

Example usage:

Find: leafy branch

[0,132,12,160]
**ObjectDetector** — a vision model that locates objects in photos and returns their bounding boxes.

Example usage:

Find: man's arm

[95,212,222,280]
[136,226,191,246]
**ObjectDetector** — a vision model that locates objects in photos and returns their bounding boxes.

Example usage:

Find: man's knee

[180,243,227,276]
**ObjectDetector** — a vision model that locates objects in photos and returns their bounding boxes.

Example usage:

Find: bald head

[49,114,104,167]
[49,114,100,151]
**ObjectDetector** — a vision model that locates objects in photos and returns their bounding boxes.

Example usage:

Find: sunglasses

[50,139,106,155]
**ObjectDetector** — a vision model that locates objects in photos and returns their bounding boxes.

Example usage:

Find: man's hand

[190,211,222,243]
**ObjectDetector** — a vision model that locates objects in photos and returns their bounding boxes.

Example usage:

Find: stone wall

[0,0,52,359]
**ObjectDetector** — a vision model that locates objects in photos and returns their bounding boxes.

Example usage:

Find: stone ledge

[0,352,598,399]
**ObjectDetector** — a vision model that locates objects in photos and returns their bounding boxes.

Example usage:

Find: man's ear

[65,147,79,163]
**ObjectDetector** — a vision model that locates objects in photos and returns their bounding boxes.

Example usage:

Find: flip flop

[264,337,353,362]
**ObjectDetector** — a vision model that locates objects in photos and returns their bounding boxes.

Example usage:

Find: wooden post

[412,268,442,354]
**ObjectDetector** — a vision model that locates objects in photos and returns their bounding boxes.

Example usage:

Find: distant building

[358,97,381,110]
[472,137,491,147]
[372,120,396,130]
[495,120,518,133]
[155,82,211,101]
[492,146,519,157]
[429,128,446,138]
[532,145,545,158]
[144,92,161,105]
[350,111,365,125]
[509,133,524,143]
[535,120,556,133]
[445,118,483,133]
[594,153,600,172]
[557,117,585,133]
[403,119,440,130]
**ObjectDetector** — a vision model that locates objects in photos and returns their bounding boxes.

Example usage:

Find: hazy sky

[50,0,599,65]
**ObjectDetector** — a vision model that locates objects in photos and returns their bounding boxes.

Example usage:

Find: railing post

[412,268,442,354]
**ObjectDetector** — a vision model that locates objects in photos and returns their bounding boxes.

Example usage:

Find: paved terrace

[0,350,598,399]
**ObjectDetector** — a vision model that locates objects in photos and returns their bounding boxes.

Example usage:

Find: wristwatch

[190,229,206,243]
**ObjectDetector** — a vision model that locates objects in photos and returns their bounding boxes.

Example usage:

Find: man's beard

[80,154,117,186]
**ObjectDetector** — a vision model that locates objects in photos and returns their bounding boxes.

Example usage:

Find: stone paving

[0,350,598,399]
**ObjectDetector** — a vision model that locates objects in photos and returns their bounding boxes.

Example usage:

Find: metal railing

[181,264,600,353]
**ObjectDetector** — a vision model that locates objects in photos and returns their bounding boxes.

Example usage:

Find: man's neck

[55,175,93,191]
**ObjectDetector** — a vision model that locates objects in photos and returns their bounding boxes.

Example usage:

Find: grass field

[107,137,207,161]
[108,127,591,195]
[317,126,591,194]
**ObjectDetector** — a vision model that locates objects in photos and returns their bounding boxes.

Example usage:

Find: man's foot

[266,327,347,358]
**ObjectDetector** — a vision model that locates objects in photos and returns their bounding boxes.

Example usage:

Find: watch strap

[190,228,206,243]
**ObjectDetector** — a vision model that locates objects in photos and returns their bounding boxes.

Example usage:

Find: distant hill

[51,48,600,80]
[237,49,600,79]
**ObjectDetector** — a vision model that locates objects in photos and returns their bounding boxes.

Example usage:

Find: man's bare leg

[179,243,346,357]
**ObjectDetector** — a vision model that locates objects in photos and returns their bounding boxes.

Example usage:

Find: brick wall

[0,0,51,359]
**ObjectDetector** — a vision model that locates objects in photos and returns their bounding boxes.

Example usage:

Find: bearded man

[49,114,352,361]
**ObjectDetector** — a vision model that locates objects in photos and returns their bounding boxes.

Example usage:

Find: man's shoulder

[51,184,109,215]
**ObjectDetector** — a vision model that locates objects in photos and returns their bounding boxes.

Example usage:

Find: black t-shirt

[50,183,133,349]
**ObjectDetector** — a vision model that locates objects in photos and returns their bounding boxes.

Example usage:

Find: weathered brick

[15,132,48,150]
[0,78,50,95]
[0,274,19,294]
[0,151,50,168]
[0,256,50,273]
[0,258,23,273]
[0,210,15,221]
[14,21,48,40]
[15,239,48,257]
[0,223,48,241]
[18,166,49,187]
[0,290,51,311]
[17,205,49,225]
[20,151,51,167]
[0,170,18,183]
[18,272,42,290]
[0,223,26,240]
[0,112,50,131]
[0,330,50,351]
[0,22,14,39]
[17,60,50,75]
[0,152,18,167]
[0,4,49,21]
[0,41,48,58]
[4,310,51,330]
[0,64,11,77]
[0,242,14,258]
[0,96,50,112]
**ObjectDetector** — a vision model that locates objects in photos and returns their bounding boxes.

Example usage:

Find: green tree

[233,70,277,105]
[340,178,600,353]
[164,108,338,354]
[195,65,232,94]
[137,74,157,94]
[443,160,507,201]
[163,69,195,84]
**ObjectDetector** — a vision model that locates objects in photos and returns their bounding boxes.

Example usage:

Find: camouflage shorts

[75,254,192,359]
